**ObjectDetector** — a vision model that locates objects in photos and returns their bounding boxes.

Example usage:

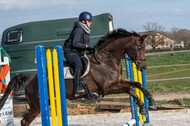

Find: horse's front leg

[106,83,147,116]
[121,80,156,109]
[127,87,148,116]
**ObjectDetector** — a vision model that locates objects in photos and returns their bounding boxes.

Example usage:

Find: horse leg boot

[133,82,157,109]
[73,67,85,97]
[128,88,148,117]
[140,88,157,109]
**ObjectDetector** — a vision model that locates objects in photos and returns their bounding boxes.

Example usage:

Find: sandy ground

[5,91,190,126]
[13,109,190,126]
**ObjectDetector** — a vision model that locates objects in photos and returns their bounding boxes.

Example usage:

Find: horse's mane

[96,28,139,49]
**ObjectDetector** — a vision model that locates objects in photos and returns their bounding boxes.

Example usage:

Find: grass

[156,100,168,105]
[146,80,190,93]
[67,102,98,108]
[80,103,98,107]
[184,98,190,105]
[146,52,190,67]
[122,51,190,94]
[13,109,26,112]
[156,98,190,106]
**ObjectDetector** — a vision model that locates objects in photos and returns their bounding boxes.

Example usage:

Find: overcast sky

[0,0,190,35]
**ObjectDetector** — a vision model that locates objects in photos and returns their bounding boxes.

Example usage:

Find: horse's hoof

[149,99,157,109]
[140,107,147,117]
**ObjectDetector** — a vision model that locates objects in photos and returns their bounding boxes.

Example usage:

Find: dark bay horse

[0,29,156,126]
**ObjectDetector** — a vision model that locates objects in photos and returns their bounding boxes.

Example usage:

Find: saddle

[63,54,90,79]
[64,55,98,99]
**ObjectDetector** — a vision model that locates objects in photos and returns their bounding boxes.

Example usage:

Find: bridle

[132,37,146,62]
[91,36,146,64]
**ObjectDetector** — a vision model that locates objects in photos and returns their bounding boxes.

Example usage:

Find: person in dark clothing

[64,12,95,97]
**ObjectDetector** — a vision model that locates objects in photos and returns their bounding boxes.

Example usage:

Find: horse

[0,28,156,126]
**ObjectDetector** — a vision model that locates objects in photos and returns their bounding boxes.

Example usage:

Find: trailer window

[6,29,23,43]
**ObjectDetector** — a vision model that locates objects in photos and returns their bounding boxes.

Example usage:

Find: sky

[0,0,190,36]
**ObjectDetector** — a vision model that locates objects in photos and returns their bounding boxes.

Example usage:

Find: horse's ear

[140,34,149,42]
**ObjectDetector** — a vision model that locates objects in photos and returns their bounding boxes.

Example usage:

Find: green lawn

[122,51,190,93]
[146,52,190,66]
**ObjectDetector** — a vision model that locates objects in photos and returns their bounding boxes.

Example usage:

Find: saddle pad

[64,55,90,79]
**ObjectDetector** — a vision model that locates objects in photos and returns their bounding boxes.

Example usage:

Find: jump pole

[142,70,150,124]
[132,63,150,125]
[124,55,139,126]
[124,55,150,126]
[36,45,68,126]
[36,45,50,126]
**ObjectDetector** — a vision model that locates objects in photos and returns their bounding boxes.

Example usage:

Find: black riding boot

[81,79,98,100]
[73,67,85,97]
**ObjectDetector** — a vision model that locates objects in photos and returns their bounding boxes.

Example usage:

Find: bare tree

[170,27,179,41]
[170,28,190,45]
[143,22,165,49]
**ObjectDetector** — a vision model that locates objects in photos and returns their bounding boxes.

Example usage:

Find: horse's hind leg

[21,79,41,126]
[21,92,41,126]
[21,108,40,126]
[121,80,156,108]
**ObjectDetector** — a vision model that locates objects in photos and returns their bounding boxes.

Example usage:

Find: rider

[64,11,95,97]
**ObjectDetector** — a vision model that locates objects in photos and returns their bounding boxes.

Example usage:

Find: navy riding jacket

[64,22,90,55]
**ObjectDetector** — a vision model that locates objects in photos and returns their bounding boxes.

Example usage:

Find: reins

[100,50,124,61]
[90,47,124,64]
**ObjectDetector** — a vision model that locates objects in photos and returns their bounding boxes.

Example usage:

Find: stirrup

[74,91,85,97]
[74,87,85,97]
[78,88,85,94]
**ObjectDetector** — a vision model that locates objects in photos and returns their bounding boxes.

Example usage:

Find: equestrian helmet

[79,11,93,21]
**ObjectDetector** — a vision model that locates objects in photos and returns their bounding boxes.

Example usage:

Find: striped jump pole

[123,119,136,126]
[132,63,150,125]
[124,55,150,126]
[142,70,150,124]
[36,45,68,126]
[124,55,139,126]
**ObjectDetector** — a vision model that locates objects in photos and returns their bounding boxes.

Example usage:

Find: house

[174,41,184,48]
[141,32,175,50]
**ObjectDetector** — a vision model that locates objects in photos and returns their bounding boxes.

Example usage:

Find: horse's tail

[0,74,30,110]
